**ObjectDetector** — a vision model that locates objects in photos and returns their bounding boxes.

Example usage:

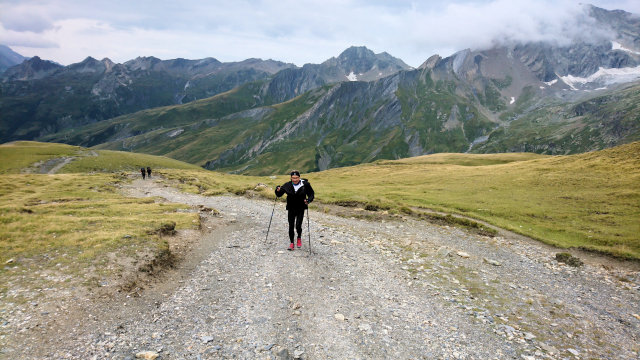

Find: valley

[1,3,640,359]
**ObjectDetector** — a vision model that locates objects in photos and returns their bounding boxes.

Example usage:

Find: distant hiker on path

[147,167,152,178]
[275,170,315,251]
[140,167,146,179]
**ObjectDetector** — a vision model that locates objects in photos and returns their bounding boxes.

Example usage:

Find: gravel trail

[2,178,639,359]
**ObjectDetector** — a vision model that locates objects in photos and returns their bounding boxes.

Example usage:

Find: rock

[524,332,536,341]
[436,246,451,257]
[276,348,293,360]
[135,351,159,360]
[294,349,305,358]
[456,251,470,258]
[632,313,640,321]
[540,343,558,354]
[334,313,345,321]
[483,258,502,266]
[201,335,214,343]
[567,348,579,356]
[358,323,372,333]
[5,258,14,264]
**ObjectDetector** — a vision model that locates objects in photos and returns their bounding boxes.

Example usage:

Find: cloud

[0,24,58,48]
[404,1,613,57]
[0,0,638,67]
[0,3,54,33]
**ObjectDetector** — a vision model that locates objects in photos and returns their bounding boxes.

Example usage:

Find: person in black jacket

[275,170,315,251]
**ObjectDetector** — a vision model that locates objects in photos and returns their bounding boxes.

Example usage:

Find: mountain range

[1,4,639,175]
[0,45,27,73]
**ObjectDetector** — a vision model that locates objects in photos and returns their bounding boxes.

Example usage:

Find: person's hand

[304,199,308,204]
[276,186,280,191]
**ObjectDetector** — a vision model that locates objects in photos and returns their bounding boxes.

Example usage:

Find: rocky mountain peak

[0,45,27,73]
[1,55,62,81]
[323,46,411,81]
[67,56,107,74]
[124,56,162,71]
[337,46,376,61]
[101,58,115,72]
[419,55,442,70]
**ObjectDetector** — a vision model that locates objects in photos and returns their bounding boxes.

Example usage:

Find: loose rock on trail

[1,177,638,359]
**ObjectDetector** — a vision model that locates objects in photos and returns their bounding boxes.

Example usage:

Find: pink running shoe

[297,237,302,248]
[288,242,294,251]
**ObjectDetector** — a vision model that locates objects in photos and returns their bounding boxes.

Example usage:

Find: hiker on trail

[140,167,146,179]
[275,170,315,251]
[147,167,152,178]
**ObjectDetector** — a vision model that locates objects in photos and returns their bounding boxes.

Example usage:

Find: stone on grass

[483,258,502,266]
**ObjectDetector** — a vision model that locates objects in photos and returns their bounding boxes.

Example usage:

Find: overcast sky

[1,0,639,68]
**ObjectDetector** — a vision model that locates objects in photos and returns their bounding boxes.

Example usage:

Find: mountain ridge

[4,5,640,174]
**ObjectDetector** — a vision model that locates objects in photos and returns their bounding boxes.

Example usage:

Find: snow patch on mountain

[510,97,515,104]
[167,129,184,138]
[452,49,469,75]
[611,41,640,55]
[560,65,640,90]
[346,71,358,81]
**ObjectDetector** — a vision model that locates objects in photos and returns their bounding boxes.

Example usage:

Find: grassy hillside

[305,143,640,259]
[0,142,80,173]
[161,141,640,260]
[475,83,640,154]
[0,142,206,296]
[0,141,201,174]
[2,139,638,293]
[39,81,269,148]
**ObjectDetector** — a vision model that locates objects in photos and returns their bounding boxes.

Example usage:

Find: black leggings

[288,210,305,243]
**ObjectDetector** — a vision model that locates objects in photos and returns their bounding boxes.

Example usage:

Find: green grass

[0,173,199,291]
[0,141,80,173]
[0,142,201,294]
[61,149,202,173]
[162,142,640,259]
[2,139,639,278]
[305,143,640,259]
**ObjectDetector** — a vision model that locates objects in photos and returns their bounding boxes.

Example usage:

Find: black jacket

[275,179,315,212]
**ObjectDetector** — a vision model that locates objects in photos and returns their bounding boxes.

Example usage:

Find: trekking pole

[306,207,312,255]
[265,196,277,243]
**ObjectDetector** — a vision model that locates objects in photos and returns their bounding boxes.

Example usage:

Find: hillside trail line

[6,176,638,359]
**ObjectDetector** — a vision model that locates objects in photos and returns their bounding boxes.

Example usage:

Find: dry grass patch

[308,142,640,259]
[0,173,199,295]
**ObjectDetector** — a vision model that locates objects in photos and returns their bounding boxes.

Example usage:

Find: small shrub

[399,206,414,215]
[555,252,583,267]
[333,200,361,207]
[156,221,177,236]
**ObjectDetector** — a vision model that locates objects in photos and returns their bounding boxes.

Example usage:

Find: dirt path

[3,178,639,359]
